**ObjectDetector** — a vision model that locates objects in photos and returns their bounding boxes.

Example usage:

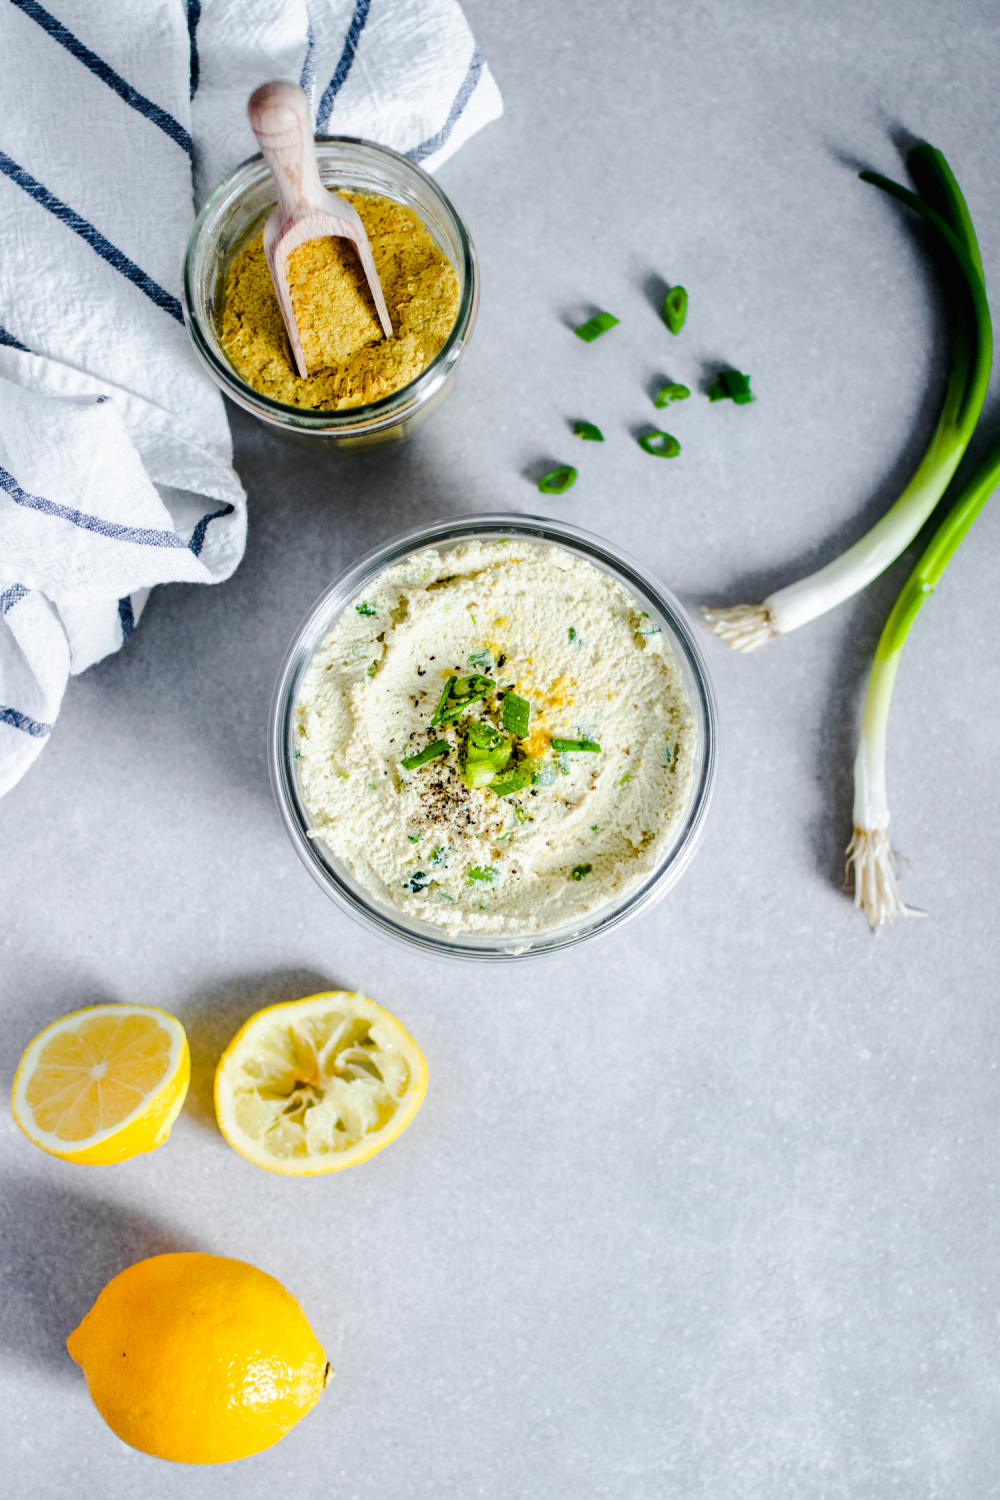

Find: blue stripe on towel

[0,704,52,737]
[11,0,193,156]
[299,6,317,107]
[0,584,29,614]
[0,464,187,549]
[408,47,484,164]
[315,0,371,131]
[187,0,201,100]
[188,504,233,557]
[118,595,134,640]
[0,151,184,323]
[0,323,30,352]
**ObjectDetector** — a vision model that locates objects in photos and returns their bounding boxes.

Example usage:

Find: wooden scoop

[247,80,393,379]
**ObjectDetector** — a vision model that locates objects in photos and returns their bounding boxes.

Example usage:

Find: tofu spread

[295,539,696,936]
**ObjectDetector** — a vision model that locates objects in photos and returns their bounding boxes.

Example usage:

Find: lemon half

[11,1003,189,1165]
[214,991,426,1175]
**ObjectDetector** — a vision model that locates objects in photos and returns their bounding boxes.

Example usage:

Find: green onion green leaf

[638,431,680,458]
[356,602,377,617]
[574,421,604,442]
[429,676,457,726]
[502,691,530,738]
[466,866,497,884]
[662,286,687,334]
[574,312,619,342]
[550,737,601,753]
[538,466,578,495]
[490,768,528,797]
[708,370,755,404]
[400,739,450,770]
[570,863,593,881]
[654,382,690,408]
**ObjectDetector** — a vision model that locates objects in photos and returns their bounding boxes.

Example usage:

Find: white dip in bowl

[294,536,697,938]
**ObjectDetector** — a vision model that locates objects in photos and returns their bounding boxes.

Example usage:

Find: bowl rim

[181,134,478,432]
[268,512,721,962]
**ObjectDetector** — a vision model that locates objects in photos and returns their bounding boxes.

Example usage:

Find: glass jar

[269,514,721,961]
[181,137,479,455]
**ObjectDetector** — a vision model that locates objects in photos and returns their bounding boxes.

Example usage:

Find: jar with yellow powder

[182,137,478,454]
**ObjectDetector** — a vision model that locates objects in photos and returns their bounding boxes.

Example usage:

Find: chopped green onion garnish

[570,864,593,881]
[619,772,631,786]
[529,761,556,787]
[430,845,447,866]
[453,674,492,697]
[400,739,450,770]
[463,761,497,790]
[514,807,530,825]
[468,648,493,671]
[590,824,600,832]
[708,370,755,404]
[638,431,680,458]
[502,691,530,738]
[429,676,457,726]
[538,465,577,494]
[550,737,601,753]
[466,866,497,884]
[491,768,528,797]
[439,690,487,723]
[574,311,619,342]
[366,662,378,678]
[662,286,687,334]
[356,602,377,617]
[654,382,690,408]
[567,627,576,642]
[401,872,430,893]
[574,421,604,441]
[408,834,422,843]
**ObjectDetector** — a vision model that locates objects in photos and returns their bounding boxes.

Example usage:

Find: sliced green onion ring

[662,286,687,334]
[400,740,450,770]
[574,421,604,441]
[538,466,578,495]
[638,431,680,458]
[574,312,619,342]
[502,691,530,738]
[429,676,457,727]
[654,383,690,408]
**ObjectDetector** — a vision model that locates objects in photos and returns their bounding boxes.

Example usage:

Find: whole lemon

[67,1253,330,1464]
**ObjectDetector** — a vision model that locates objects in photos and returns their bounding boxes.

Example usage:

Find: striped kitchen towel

[0,0,502,798]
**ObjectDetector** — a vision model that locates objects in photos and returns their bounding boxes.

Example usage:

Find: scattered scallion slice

[704,144,992,653]
[468,648,493,671]
[400,739,450,770]
[356,602,377,616]
[491,768,528,797]
[463,761,497,790]
[550,737,601,753]
[638,431,680,458]
[574,311,619,342]
[847,427,1000,931]
[439,690,487,723]
[662,286,687,334]
[707,370,755,404]
[453,673,493,698]
[654,382,690,407]
[567,627,577,642]
[538,466,577,494]
[466,866,497,884]
[574,421,604,441]
[429,676,457,727]
[570,864,593,881]
[501,691,530,738]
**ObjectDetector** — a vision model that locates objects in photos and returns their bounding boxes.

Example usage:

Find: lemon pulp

[214,991,426,1175]
[10,1004,189,1164]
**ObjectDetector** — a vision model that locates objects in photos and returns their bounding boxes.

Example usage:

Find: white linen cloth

[0,0,502,797]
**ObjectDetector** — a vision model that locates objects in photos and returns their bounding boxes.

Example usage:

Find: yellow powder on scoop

[219,190,459,411]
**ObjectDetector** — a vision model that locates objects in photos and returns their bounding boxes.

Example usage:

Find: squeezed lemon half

[214,991,427,1175]
[10,1004,190,1165]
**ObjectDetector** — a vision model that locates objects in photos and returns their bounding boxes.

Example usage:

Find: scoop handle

[248,81,326,224]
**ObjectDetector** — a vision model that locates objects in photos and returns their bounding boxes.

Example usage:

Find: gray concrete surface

[3,1,1000,1495]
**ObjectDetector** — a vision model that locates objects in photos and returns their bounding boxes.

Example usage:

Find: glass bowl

[269,514,720,961]
[181,137,478,455]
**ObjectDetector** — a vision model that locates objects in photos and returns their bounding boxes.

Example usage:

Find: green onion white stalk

[704,146,991,652]
[847,430,1000,930]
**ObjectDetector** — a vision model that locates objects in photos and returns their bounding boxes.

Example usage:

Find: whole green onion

[704,145,992,653]
[847,428,1000,930]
